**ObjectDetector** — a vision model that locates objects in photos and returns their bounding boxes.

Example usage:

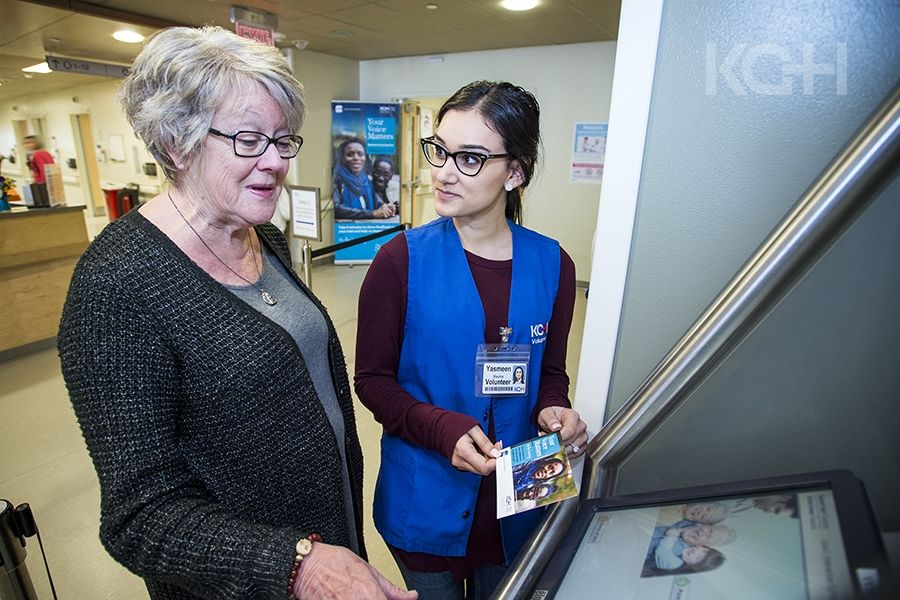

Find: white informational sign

[289,186,321,241]
[570,122,607,183]
[420,108,434,138]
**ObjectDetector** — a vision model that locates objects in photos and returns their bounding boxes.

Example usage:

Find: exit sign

[236,21,275,46]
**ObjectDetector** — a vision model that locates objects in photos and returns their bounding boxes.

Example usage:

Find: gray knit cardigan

[57,210,366,600]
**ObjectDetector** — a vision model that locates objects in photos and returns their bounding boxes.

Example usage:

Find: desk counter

[0,206,90,352]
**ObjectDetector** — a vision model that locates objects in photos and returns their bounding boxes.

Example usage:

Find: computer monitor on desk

[530,471,893,600]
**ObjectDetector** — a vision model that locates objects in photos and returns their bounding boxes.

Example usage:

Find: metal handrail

[491,82,900,600]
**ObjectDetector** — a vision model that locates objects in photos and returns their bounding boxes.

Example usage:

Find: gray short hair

[118,26,305,183]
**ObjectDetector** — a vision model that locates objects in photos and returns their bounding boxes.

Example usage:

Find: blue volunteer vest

[373,217,560,561]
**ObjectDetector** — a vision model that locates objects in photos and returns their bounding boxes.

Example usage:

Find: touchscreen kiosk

[531,471,892,600]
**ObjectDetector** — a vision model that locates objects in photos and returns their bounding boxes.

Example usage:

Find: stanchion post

[302,240,313,290]
[0,500,38,600]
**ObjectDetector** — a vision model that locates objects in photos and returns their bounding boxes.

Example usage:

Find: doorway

[397,97,446,228]
[71,113,105,217]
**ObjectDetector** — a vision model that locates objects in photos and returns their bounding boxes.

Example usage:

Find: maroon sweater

[354,232,576,579]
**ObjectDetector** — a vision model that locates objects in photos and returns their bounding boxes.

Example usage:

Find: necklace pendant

[260,290,277,306]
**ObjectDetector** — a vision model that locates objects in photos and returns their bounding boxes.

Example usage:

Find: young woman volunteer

[355,81,588,600]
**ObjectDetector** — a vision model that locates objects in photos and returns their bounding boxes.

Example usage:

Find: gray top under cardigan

[57,209,366,600]
[226,244,359,553]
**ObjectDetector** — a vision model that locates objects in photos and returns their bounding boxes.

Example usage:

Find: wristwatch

[295,537,313,561]
[288,532,322,599]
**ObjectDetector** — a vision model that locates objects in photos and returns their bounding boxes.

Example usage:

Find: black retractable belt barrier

[310,224,407,259]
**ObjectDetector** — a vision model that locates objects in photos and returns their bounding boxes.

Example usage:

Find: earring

[177,163,186,170]
[504,182,514,192]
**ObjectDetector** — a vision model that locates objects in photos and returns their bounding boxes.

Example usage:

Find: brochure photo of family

[495,432,578,518]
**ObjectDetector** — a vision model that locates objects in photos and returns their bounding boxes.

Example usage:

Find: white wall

[289,50,359,252]
[359,42,616,281]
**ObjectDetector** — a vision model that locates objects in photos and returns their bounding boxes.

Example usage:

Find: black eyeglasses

[420,137,510,177]
[208,128,303,158]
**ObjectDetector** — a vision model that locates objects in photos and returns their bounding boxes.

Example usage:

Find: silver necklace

[168,191,277,306]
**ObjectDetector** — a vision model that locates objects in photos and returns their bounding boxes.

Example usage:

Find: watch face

[295,538,313,556]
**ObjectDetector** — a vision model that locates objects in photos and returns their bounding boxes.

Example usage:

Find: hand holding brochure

[496,431,578,518]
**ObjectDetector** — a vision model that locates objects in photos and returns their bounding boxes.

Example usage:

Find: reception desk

[0,206,90,353]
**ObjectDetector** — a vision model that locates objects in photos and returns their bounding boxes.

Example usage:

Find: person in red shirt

[23,135,55,184]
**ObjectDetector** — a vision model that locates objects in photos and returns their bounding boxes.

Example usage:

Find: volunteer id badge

[475,343,531,397]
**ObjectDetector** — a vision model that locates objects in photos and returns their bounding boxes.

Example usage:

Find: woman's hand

[451,425,501,475]
[537,406,588,458]
[294,543,417,600]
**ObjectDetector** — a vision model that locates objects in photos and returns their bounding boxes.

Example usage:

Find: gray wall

[617,177,900,528]
[605,0,900,528]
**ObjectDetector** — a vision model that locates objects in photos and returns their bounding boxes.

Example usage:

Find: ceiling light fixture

[22,62,52,74]
[500,0,539,10]
[112,30,145,44]
[330,29,354,39]
[425,3,438,9]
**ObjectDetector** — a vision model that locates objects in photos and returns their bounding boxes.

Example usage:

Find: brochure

[496,431,578,518]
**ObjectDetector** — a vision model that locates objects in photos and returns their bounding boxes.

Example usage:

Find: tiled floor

[0,248,587,598]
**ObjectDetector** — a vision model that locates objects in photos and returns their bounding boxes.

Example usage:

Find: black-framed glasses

[420,136,510,177]
[208,128,303,158]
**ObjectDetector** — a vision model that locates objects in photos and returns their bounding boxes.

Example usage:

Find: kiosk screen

[534,471,889,600]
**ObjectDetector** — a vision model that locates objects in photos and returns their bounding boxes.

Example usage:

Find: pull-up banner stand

[330,101,402,264]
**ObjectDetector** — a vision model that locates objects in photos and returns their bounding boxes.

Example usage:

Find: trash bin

[117,183,140,216]
[101,183,124,219]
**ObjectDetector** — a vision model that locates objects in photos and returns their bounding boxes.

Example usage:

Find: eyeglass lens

[422,140,485,176]
[233,132,302,158]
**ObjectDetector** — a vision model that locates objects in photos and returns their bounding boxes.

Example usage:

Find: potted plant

[0,173,16,211]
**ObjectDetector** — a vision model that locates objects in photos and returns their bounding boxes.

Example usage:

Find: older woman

[57,26,414,600]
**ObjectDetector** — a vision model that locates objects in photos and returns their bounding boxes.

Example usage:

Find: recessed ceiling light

[22,62,52,74]
[425,3,438,9]
[500,0,539,10]
[330,29,354,39]
[112,30,144,44]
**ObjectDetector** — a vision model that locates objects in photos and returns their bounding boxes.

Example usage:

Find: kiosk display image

[531,471,892,600]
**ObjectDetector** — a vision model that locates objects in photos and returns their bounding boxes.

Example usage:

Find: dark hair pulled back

[436,81,540,224]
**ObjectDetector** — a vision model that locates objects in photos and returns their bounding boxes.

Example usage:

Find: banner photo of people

[331,101,401,263]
